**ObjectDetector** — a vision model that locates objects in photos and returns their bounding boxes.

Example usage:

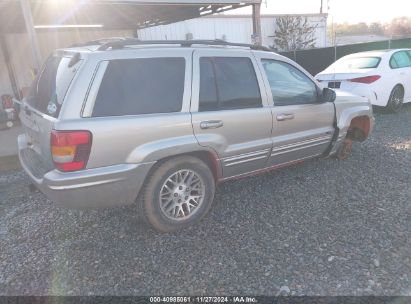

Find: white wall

[138,17,253,43]
[137,14,328,49]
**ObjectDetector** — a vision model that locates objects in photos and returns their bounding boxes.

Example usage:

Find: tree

[385,17,411,37]
[273,16,318,51]
[369,22,384,35]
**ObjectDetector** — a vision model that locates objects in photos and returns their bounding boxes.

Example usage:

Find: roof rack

[72,37,272,52]
[69,37,129,48]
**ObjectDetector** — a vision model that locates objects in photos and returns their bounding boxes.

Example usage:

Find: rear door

[20,54,83,167]
[190,49,273,178]
[254,53,335,167]
[389,51,411,101]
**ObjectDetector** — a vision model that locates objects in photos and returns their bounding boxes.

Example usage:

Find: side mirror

[322,87,336,103]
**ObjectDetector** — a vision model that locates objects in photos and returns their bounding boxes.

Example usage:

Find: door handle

[200,120,224,129]
[276,113,295,121]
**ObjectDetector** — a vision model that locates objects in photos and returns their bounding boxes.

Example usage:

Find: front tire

[387,85,404,113]
[140,156,215,233]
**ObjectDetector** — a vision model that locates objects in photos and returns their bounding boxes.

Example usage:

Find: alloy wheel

[159,169,205,220]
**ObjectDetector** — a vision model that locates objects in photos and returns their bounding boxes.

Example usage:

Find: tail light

[349,75,381,84]
[51,130,92,172]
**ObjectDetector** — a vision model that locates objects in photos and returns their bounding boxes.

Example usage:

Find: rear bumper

[18,134,154,209]
[339,84,388,107]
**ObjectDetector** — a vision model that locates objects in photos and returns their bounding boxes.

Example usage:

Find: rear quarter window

[26,55,82,117]
[92,58,185,117]
[390,51,411,69]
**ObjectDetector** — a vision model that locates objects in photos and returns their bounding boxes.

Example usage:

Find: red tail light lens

[349,75,381,84]
[51,130,92,172]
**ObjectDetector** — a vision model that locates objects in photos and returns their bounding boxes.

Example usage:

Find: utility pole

[252,3,262,46]
[320,0,323,13]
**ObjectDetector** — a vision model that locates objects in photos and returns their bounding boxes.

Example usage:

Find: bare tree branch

[272,16,318,51]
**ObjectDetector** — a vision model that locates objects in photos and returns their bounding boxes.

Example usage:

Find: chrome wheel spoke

[165,202,176,214]
[184,171,193,184]
[178,206,186,217]
[162,184,173,193]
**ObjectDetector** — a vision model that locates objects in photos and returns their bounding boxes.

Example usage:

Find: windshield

[26,55,82,117]
[331,56,381,70]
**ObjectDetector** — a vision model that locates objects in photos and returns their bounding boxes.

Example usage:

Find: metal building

[137,13,328,49]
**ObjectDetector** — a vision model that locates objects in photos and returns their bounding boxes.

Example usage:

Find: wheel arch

[143,150,222,183]
[346,115,372,142]
[336,104,373,135]
[394,83,405,92]
[392,83,405,99]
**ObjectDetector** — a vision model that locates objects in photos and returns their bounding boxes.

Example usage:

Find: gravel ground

[0,107,410,296]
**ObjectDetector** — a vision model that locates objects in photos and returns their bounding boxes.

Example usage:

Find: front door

[255,55,335,167]
[190,49,273,178]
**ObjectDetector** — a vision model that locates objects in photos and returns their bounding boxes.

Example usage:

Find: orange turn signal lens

[51,146,76,156]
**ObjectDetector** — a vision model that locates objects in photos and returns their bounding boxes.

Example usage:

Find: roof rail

[70,37,129,48]
[80,38,273,52]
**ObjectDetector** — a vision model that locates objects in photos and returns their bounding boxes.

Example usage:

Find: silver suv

[18,39,374,232]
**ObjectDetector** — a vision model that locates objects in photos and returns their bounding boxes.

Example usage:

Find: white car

[316,49,411,112]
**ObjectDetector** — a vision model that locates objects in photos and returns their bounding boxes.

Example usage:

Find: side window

[261,59,318,106]
[199,58,218,111]
[92,57,185,117]
[390,51,411,69]
[199,57,262,111]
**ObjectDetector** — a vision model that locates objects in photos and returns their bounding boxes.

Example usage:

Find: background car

[315,49,411,112]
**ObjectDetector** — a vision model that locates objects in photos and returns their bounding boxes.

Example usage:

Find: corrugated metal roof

[0,0,260,33]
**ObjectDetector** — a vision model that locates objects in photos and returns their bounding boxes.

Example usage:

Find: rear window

[26,55,82,117]
[333,56,381,69]
[92,58,185,117]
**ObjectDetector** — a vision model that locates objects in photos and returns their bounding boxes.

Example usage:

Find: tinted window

[334,56,381,69]
[199,57,262,111]
[390,51,411,69]
[262,59,318,106]
[92,58,185,117]
[199,58,218,111]
[27,56,82,117]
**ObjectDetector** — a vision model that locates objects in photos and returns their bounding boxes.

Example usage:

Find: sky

[229,0,411,24]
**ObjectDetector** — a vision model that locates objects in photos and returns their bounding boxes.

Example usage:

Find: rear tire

[386,85,404,113]
[140,156,215,233]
